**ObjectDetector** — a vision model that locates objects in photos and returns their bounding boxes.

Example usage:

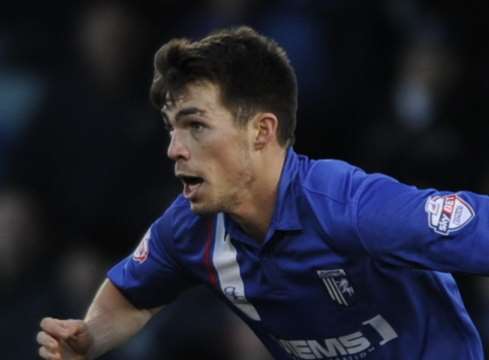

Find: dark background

[1,0,489,358]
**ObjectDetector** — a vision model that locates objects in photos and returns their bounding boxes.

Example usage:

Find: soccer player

[37,26,488,360]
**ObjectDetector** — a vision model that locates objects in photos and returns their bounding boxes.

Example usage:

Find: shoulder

[298,158,367,204]
[294,157,382,253]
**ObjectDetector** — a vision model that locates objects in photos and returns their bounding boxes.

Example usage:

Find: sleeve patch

[132,230,150,263]
[425,194,475,235]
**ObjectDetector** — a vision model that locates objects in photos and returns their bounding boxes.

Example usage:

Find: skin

[37,280,161,360]
[36,80,287,359]
[164,81,287,240]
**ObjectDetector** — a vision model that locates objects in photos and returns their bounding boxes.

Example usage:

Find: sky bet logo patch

[425,194,475,235]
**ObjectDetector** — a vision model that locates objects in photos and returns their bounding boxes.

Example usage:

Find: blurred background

[1,0,489,358]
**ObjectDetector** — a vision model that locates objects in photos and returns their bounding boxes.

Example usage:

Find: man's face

[163,82,256,214]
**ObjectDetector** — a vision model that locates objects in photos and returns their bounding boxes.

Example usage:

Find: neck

[228,147,287,242]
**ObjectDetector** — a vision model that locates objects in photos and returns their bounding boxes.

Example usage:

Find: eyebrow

[161,107,206,126]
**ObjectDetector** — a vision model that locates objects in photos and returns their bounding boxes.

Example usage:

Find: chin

[189,201,220,215]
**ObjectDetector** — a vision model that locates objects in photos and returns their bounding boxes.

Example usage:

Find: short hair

[150,26,297,147]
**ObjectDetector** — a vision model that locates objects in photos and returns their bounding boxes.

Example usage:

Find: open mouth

[179,175,204,185]
[177,175,205,199]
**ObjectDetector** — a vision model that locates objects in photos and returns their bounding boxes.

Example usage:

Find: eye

[189,121,205,133]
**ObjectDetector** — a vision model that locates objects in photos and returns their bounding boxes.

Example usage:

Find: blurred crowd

[1,0,489,358]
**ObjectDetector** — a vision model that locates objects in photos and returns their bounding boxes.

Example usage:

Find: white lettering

[324,338,347,356]
[279,339,296,356]
[363,314,398,345]
[290,340,316,359]
[339,332,371,354]
[278,314,397,359]
[308,339,333,358]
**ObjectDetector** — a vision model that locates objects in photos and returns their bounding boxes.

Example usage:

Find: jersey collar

[269,147,303,232]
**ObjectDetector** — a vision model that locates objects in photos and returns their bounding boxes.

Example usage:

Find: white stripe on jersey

[212,213,261,321]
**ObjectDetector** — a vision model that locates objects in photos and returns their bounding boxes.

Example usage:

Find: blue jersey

[108,148,488,359]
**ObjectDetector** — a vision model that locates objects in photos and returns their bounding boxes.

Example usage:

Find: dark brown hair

[150,26,297,146]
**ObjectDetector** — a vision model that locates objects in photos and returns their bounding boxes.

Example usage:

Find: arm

[305,160,489,273]
[37,204,194,359]
[353,175,489,273]
[37,279,162,360]
[84,278,162,358]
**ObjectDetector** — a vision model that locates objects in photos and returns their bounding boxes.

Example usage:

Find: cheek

[202,132,252,183]
[224,149,253,184]
[207,149,247,183]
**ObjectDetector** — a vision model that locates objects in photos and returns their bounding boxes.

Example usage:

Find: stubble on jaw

[194,136,256,217]
[220,139,256,213]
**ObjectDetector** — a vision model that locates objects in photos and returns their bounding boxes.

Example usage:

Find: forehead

[162,81,225,118]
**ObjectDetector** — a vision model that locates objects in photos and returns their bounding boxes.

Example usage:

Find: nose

[167,131,190,161]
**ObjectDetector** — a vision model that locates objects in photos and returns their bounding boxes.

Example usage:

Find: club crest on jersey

[133,231,150,263]
[425,194,475,235]
[317,269,355,307]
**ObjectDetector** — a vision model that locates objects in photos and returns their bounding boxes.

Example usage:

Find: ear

[252,113,279,150]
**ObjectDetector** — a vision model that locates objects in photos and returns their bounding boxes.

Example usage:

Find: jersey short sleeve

[303,159,489,275]
[107,205,196,309]
[352,171,489,274]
